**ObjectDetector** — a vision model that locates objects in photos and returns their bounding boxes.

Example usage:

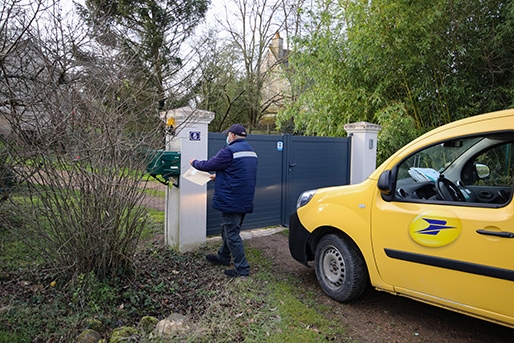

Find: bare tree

[212,0,301,131]
[0,1,164,280]
[187,29,248,131]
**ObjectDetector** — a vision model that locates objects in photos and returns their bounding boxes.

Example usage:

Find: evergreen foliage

[278,0,514,161]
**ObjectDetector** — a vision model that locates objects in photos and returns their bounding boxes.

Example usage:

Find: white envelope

[182,166,212,186]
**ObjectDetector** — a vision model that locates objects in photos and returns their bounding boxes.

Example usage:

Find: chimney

[270,32,283,60]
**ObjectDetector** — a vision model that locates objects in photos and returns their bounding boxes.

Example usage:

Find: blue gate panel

[243,136,284,230]
[206,134,283,236]
[282,135,351,226]
[206,133,350,236]
[206,134,224,236]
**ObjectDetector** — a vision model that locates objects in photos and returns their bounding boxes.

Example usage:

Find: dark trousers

[217,212,250,274]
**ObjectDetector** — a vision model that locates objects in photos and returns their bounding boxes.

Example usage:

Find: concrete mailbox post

[159,107,214,252]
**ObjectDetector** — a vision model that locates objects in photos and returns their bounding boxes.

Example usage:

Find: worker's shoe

[206,254,230,266]
[224,269,249,278]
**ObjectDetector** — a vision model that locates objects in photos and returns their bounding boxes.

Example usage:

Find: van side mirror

[377,170,392,195]
[475,163,490,179]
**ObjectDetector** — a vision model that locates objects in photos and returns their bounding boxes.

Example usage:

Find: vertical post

[159,107,214,252]
[344,122,382,184]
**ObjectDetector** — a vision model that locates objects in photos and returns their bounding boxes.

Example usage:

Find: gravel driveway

[247,231,514,343]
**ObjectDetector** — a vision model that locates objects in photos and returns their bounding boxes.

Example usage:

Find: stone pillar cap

[344,122,382,133]
[160,107,214,124]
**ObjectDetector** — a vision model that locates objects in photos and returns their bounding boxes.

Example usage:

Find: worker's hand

[189,158,195,165]
[209,174,216,181]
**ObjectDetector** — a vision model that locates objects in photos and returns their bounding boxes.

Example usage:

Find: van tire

[314,234,367,302]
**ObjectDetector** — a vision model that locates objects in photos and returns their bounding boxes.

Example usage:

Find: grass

[1,196,351,342]
[171,245,349,343]
[0,227,352,342]
[140,209,165,241]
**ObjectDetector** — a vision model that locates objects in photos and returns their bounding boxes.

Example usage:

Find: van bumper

[288,211,311,266]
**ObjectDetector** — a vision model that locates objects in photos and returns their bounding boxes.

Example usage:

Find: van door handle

[476,229,514,238]
[479,191,493,199]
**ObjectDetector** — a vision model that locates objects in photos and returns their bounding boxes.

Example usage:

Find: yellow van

[289,109,514,328]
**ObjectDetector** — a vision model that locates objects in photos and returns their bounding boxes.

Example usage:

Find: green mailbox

[146,150,181,186]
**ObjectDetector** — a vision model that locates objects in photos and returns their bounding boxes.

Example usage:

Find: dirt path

[247,233,514,343]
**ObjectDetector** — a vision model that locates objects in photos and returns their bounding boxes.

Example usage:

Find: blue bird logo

[416,218,456,236]
[409,211,462,247]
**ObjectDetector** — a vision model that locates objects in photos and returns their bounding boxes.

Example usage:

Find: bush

[376,103,422,164]
[0,143,16,201]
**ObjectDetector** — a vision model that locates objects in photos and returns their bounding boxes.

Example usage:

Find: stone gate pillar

[344,122,382,184]
[159,107,214,252]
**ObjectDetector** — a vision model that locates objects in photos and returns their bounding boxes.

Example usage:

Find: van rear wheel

[314,234,368,302]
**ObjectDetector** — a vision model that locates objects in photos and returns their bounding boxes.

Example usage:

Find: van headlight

[296,190,316,209]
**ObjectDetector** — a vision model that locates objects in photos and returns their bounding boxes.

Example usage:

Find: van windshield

[397,137,483,181]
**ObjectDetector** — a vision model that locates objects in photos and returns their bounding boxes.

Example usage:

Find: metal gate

[206,133,351,235]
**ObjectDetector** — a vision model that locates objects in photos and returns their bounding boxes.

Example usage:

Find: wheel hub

[322,247,345,287]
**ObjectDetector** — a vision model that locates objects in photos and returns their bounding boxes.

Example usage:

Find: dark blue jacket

[192,138,258,214]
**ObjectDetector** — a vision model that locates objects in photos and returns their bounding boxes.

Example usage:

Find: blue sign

[277,141,283,151]
[189,131,201,141]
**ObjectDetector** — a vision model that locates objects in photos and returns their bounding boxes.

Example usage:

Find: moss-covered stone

[109,326,140,343]
[84,318,103,332]
[138,315,159,334]
[76,329,101,343]
[154,313,191,337]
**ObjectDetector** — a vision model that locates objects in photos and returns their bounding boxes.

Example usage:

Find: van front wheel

[314,234,367,302]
